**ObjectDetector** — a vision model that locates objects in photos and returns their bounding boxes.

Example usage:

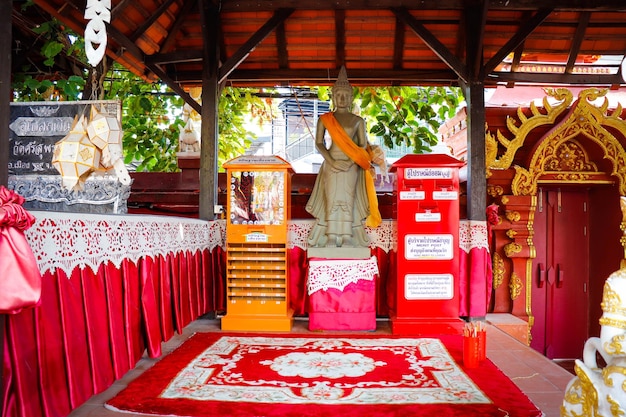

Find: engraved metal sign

[8,100,120,175]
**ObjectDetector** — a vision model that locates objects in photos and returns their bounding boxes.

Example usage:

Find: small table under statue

[306,255,379,331]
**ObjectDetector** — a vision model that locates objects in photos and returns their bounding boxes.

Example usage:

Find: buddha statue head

[331,66,353,110]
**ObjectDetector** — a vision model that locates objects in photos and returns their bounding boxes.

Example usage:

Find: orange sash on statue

[320,112,382,228]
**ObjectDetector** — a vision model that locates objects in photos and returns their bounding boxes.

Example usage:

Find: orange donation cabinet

[389,154,464,335]
[221,155,294,331]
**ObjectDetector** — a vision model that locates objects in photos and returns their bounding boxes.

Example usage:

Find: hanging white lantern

[85,106,131,185]
[52,116,101,191]
[84,0,111,67]
[86,106,122,151]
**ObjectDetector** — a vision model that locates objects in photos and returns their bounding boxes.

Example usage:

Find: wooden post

[0,0,11,413]
[464,81,487,222]
[199,0,220,221]
[0,0,9,187]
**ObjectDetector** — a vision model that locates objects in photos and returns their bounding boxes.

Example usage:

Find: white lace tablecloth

[25,211,225,276]
[307,256,379,294]
[459,220,489,253]
[287,219,396,252]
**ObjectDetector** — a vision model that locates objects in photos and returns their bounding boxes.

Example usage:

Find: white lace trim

[25,214,486,277]
[25,211,224,276]
[287,220,396,252]
[307,256,379,294]
[459,220,489,253]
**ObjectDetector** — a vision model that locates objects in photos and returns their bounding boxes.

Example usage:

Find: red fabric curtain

[283,247,396,318]
[2,248,218,417]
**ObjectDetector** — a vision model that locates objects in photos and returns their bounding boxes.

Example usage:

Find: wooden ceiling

[24,0,626,94]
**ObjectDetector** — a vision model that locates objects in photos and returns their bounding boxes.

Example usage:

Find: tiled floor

[68,317,573,417]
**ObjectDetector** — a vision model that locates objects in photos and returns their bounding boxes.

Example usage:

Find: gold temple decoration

[512,89,626,195]
[505,210,521,222]
[485,88,626,196]
[492,252,504,288]
[601,285,626,318]
[509,272,522,300]
[487,184,504,197]
[604,335,626,356]
[486,88,573,175]
[504,242,522,257]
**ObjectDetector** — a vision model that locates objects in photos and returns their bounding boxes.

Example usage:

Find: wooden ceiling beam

[111,0,133,19]
[146,50,203,65]
[480,8,552,79]
[129,0,178,42]
[218,8,295,84]
[160,0,199,54]
[219,0,626,12]
[565,11,591,74]
[335,9,346,68]
[105,24,201,113]
[175,68,461,85]
[392,6,468,83]
[392,15,405,70]
[464,0,488,80]
[489,71,624,85]
[276,18,289,68]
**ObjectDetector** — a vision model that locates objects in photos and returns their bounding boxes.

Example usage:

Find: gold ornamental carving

[484,87,626,196]
[486,88,573,175]
[505,210,521,222]
[509,88,626,196]
[487,184,504,197]
[604,335,626,356]
[492,252,504,289]
[505,229,517,239]
[509,272,522,300]
[504,242,522,257]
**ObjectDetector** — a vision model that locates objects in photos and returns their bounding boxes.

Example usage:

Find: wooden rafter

[334,9,346,69]
[392,6,468,83]
[129,0,178,42]
[160,0,199,54]
[565,11,591,74]
[480,8,553,79]
[218,8,295,84]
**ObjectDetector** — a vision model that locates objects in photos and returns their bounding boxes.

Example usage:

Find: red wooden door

[531,188,589,359]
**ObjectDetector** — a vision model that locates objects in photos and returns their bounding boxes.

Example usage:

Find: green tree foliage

[358,86,463,153]
[316,85,463,153]
[103,67,184,172]
[11,11,272,172]
[13,9,461,172]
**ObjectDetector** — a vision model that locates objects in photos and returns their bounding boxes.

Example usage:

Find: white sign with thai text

[404,167,453,180]
[405,274,454,299]
[405,234,453,260]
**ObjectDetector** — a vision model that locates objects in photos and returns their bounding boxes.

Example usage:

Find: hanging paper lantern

[85,106,131,185]
[86,107,122,161]
[52,116,101,191]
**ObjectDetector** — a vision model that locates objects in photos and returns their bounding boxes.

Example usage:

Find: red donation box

[389,154,464,335]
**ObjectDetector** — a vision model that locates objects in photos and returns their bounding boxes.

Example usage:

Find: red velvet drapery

[2,249,222,417]
[2,207,224,417]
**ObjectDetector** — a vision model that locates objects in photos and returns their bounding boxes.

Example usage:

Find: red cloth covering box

[307,256,378,331]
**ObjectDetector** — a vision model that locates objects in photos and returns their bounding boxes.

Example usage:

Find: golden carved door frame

[485,88,626,337]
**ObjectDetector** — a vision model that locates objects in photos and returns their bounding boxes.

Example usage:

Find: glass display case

[221,155,294,331]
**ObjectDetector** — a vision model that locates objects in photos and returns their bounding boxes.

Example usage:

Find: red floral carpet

[106,332,542,417]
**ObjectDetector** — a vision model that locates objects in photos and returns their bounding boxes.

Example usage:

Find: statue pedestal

[306,255,378,331]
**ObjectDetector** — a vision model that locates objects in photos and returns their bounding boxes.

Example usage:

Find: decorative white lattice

[287,220,396,252]
[25,211,224,276]
[307,256,379,294]
[458,220,489,253]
